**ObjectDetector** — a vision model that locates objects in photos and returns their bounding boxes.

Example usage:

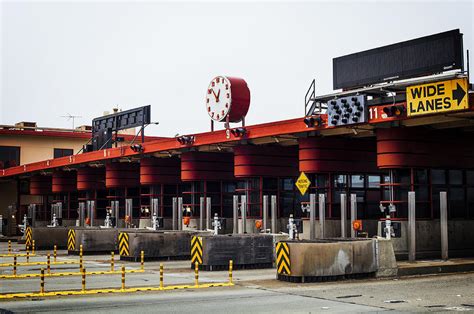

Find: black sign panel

[333,29,463,90]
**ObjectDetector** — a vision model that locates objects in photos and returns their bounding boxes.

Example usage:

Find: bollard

[47,253,51,274]
[13,256,17,276]
[110,252,115,272]
[229,260,233,284]
[53,245,57,262]
[121,266,126,290]
[8,240,11,254]
[32,240,36,255]
[80,244,83,258]
[82,267,86,292]
[26,250,30,263]
[194,261,199,287]
[141,251,145,271]
[160,263,164,289]
[26,245,30,255]
[40,268,45,294]
[79,244,84,272]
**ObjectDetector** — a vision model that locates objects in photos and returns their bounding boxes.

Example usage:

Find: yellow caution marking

[68,229,76,251]
[25,227,32,247]
[191,236,203,265]
[119,232,130,256]
[276,242,291,275]
[0,282,234,299]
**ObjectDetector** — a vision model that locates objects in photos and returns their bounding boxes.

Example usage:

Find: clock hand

[216,89,221,102]
[211,89,218,101]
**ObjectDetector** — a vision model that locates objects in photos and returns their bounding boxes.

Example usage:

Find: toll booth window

[0,146,20,169]
[448,170,463,185]
[431,169,446,185]
[54,148,73,158]
[333,175,347,189]
[449,187,466,218]
[414,169,428,184]
[351,175,365,188]
[368,175,381,188]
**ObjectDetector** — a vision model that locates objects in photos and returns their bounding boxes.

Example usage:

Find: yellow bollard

[47,253,51,274]
[82,267,86,292]
[32,240,36,255]
[53,245,57,262]
[121,266,125,290]
[80,254,83,273]
[141,251,145,271]
[110,252,115,272]
[26,245,30,255]
[13,256,17,276]
[8,240,11,254]
[229,260,233,284]
[160,263,164,289]
[40,268,45,294]
[26,250,30,263]
[194,261,199,287]
[80,244,83,258]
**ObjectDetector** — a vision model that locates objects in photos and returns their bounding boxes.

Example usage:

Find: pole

[121,266,125,290]
[80,245,84,272]
[440,191,448,260]
[340,193,347,238]
[194,261,199,287]
[13,256,17,276]
[177,197,183,231]
[82,267,86,292]
[271,195,277,234]
[263,195,269,232]
[53,245,57,262]
[172,197,177,230]
[141,250,145,271]
[350,194,357,238]
[26,250,30,263]
[8,240,11,254]
[241,195,247,234]
[111,251,115,271]
[229,260,233,284]
[309,194,316,240]
[40,268,45,294]
[206,197,212,231]
[408,191,416,262]
[160,263,164,289]
[200,197,205,230]
[318,194,325,239]
[47,253,51,274]
[233,195,238,234]
[32,240,36,255]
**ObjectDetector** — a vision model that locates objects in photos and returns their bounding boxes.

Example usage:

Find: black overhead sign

[333,29,464,90]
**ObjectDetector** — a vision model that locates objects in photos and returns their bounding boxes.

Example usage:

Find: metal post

[340,193,347,238]
[229,260,233,284]
[408,191,416,262]
[318,194,325,239]
[141,250,145,271]
[121,266,125,290]
[233,195,238,234]
[206,197,212,231]
[47,253,51,274]
[26,250,30,263]
[200,197,205,230]
[241,195,247,234]
[13,256,17,276]
[263,195,269,232]
[309,194,316,240]
[172,197,177,230]
[110,252,115,271]
[194,261,199,287]
[40,268,45,294]
[53,245,57,262]
[440,191,448,260]
[125,199,133,228]
[78,202,85,227]
[160,263,164,289]
[350,194,357,238]
[271,195,277,234]
[177,197,183,231]
[32,240,36,255]
[82,267,86,292]
[8,240,11,253]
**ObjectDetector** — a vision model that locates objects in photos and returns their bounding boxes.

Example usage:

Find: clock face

[206,76,231,122]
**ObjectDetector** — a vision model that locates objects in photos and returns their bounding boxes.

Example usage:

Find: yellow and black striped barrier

[67,229,76,251]
[0,260,78,267]
[276,242,291,275]
[0,268,144,279]
[0,253,37,258]
[191,236,203,265]
[119,232,130,256]
[25,226,32,248]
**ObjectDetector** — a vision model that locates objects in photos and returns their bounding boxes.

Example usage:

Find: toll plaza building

[1,29,473,261]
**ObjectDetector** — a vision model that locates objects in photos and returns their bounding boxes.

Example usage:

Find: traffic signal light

[303,115,323,128]
[383,105,405,117]
[176,135,195,145]
[130,144,143,152]
[230,127,246,137]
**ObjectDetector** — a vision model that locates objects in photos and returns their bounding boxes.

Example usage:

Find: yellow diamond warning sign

[407,77,468,117]
[295,172,311,196]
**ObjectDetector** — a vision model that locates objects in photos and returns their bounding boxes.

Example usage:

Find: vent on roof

[15,122,37,128]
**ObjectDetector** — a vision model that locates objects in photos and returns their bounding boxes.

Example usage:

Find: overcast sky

[1,0,472,137]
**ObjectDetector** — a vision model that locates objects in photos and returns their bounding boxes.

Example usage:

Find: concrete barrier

[31,227,68,249]
[68,227,119,255]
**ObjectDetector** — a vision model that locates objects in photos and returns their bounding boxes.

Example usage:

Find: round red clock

[205,76,250,123]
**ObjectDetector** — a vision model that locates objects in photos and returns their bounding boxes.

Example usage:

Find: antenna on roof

[60,113,83,129]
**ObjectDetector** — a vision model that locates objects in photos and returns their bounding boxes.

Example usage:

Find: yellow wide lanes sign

[407,77,468,117]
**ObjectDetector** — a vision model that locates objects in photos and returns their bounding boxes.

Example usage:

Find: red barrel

[77,167,106,191]
[52,170,77,193]
[234,145,298,178]
[30,175,52,195]
[299,137,378,173]
[106,163,140,188]
[140,157,180,185]
[181,152,234,181]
